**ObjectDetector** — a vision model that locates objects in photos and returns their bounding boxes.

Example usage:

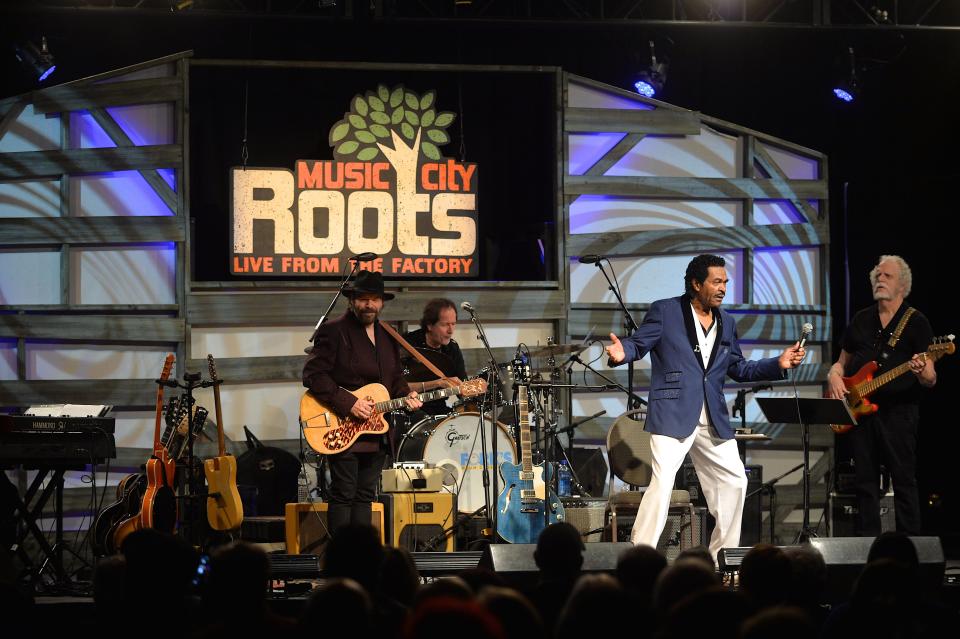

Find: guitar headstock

[460,378,488,397]
[207,354,219,382]
[512,357,531,385]
[929,335,956,358]
[160,353,175,382]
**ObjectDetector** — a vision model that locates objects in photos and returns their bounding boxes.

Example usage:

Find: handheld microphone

[578,254,603,265]
[798,323,813,349]
[460,301,475,313]
[349,252,377,262]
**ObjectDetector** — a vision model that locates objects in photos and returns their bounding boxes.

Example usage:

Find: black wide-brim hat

[344,270,395,300]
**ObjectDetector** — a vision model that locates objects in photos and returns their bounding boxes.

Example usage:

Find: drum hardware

[526,342,590,358]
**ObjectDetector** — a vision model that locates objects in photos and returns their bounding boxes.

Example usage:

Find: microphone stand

[561,355,647,409]
[534,410,606,498]
[746,462,803,545]
[307,258,363,344]
[464,306,499,540]
[592,259,641,411]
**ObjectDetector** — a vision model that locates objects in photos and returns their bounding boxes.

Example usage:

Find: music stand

[755,398,857,541]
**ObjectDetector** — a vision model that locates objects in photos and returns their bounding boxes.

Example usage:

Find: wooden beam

[752,143,820,223]
[31,78,183,114]
[565,176,828,200]
[583,133,645,177]
[568,308,831,342]
[565,108,700,134]
[0,215,185,246]
[0,380,158,409]
[0,98,28,143]
[0,144,182,180]
[0,314,183,342]
[187,289,565,326]
[570,363,827,393]
[185,346,517,384]
[87,108,178,214]
[566,221,828,257]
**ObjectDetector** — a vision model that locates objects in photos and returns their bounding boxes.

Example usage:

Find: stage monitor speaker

[479,542,632,591]
[809,536,945,603]
[284,502,385,557]
[378,492,457,552]
[566,447,609,498]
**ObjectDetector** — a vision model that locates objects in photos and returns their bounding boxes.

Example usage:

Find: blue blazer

[618,295,785,440]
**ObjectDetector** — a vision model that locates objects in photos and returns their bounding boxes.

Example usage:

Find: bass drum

[397,412,517,514]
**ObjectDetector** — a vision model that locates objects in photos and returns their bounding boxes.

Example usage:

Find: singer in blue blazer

[606,254,805,557]
[616,295,785,440]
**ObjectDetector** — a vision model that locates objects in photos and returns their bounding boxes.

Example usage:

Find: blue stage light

[833,87,854,103]
[634,80,656,98]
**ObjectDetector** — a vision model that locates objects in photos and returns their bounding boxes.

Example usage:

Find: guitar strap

[378,320,449,381]
[887,306,916,349]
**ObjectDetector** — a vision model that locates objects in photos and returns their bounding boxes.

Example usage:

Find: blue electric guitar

[495,362,565,543]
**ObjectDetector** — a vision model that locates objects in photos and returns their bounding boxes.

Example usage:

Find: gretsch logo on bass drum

[446,430,470,447]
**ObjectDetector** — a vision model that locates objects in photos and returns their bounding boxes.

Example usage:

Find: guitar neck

[518,386,532,473]
[856,349,947,396]
[373,385,459,412]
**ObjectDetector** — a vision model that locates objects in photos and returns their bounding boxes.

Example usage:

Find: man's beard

[352,306,379,325]
[873,288,892,301]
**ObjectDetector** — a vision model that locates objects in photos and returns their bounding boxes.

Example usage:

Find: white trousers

[629,423,747,559]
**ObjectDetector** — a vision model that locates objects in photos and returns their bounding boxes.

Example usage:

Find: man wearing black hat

[303,270,422,534]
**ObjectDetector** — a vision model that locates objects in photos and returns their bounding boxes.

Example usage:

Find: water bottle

[557,460,572,497]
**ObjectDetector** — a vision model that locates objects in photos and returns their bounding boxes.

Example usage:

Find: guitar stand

[9,466,71,586]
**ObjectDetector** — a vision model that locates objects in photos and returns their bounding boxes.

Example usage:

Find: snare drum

[396,412,517,514]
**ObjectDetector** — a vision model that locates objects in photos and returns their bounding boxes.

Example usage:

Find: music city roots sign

[231,85,479,277]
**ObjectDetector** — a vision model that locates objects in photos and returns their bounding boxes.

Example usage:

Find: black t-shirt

[402,327,468,416]
[840,302,934,406]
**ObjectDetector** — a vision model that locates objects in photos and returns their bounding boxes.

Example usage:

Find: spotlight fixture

[634,40,668,99]
[832,46,859,103]
[13,36,56,83]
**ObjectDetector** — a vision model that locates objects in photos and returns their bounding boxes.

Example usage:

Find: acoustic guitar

[90,472,146,557]
[496,360,565,544]
[300,379,486,455]
[112,354,176,551]
[204,355,243,531]
[830,335,954,433]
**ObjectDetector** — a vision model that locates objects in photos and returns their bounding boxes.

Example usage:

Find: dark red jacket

[302,310,410,452]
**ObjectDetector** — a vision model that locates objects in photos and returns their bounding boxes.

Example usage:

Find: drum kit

[398,339,600,519]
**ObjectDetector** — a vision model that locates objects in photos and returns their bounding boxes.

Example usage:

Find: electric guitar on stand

[831,334,955,433]
[204,354,243,531]
[495,360,565,544]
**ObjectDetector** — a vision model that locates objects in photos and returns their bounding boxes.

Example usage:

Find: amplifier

[829,492,895,536]
[381,467,444,492]
[379,492,457,552]
[606,506,708,560]
[678,463,762,546]
[284,502,385,556]
[561,497,607,542]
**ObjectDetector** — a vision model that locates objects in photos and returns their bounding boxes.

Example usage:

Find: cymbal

[527,343,588,358]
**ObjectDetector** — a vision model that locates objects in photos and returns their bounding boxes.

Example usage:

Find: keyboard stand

[9,465,70,585]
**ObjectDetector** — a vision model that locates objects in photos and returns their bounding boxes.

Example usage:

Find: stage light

[832,46,859,103]
[634,40,668,98]
[13,37,55,83]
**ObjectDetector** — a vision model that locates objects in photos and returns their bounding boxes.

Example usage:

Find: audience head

[653,557,720,613]
[740,606,816,639]
[379,546,421,606]
[206,541,271,614]
[477,586,543,639]
[616,544,667,605]
[534,522,585,580]
[299,578,372,632]
[404,597,505,639]
[738,543,792,609]
[325,523,385,593]
[676,545,715,571]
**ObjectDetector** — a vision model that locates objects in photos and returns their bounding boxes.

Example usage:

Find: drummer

[403,298,468,417]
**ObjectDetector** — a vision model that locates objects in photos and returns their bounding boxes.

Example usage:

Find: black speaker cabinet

[379,492,457,552]
[479,542,632,591]
[829,492,895,537]
[809,536,945,603]
[284,502,385,556]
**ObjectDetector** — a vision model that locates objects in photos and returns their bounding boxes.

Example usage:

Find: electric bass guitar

[300,379,486,455]
[495,361,565,543]
[204,354,243,531]
[830,334,955,434]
